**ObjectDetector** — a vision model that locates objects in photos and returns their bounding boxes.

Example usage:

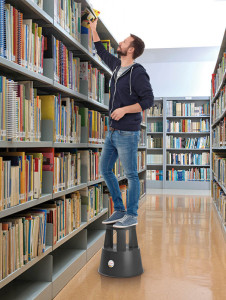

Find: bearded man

[90,19,154,228]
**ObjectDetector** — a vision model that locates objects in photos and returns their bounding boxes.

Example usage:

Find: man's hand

[89,18,98,32]
[111,108,126,121]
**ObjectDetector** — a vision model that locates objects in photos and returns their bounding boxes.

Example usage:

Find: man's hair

[130,34,145,59]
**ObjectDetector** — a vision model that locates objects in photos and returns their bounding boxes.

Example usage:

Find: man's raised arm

[89,19,120,71]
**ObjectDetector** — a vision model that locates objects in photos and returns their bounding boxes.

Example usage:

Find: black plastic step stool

[98,224,143,277]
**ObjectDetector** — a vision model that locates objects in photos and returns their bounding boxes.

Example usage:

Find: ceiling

[90,0,226,49]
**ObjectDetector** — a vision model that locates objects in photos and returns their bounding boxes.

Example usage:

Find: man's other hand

[111,108,126,121]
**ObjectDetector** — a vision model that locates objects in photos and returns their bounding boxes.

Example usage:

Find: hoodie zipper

[110,66,134,126]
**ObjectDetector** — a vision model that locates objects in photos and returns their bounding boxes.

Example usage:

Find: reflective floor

[54,193,226,300]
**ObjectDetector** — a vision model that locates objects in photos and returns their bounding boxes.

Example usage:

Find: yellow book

[40,95,56,142]
[81,7,100,28]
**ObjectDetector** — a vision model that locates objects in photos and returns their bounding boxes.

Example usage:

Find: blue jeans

[100,130,140,217]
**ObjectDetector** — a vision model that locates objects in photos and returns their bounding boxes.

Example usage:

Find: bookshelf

[0,1,147,299]
[147,97,211,190]
[210,28,226,237]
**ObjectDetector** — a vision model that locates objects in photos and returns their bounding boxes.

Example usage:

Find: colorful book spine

[147,136,163,148]
[147,103,163,116]
[212,86,226,123]
[167,101,210,117]
[211,180,226,225]
[212,118,226,147]
[167,152,210,165]
[147,170,163,181]
[166,136,210,149]
[211,50,226,99]
[54,0,81,42]
[147,154,163,164]
[0,152,43,211]
[167,119,210,132]
[166,167,210,181]
[147,122,163,132]
[2,4,44,74]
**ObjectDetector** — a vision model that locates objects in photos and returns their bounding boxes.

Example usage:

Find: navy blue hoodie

[94,41,154,131]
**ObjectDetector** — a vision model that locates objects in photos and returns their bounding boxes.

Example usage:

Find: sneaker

[113,214,138,228]
[102,210,126,224]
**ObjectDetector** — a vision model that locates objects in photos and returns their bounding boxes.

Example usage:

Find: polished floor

[54,193,226,300]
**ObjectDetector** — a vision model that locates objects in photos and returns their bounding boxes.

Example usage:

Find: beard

[117,46,128,57]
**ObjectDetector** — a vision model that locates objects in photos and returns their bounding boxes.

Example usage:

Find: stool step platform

[98,224,143,278]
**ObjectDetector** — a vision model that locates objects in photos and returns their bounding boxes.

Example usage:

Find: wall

[136,46,219,97]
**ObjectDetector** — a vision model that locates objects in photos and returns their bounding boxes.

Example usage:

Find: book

[81,6,100,28]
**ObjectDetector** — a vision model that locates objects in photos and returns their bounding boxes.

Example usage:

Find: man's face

[117,36,134,57]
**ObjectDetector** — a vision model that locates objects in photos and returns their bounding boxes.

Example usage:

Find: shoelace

[119,215,129,222]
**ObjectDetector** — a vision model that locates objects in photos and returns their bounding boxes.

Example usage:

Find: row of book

[0,78,41,142]
[166,119,210,133]
[0,207,47,280]
[212,152,226,188]
[212,119,226,148]
[0,148,104,211]
[212,86,226,123]
[54,0,82,43]
[166,167,210,181]
[44,34,80,90]
[211,180,226,225]
[167,101,210,117]
[0,1,109,98]
[0,152,43,211]
[0,2,44,74]
[166,136,210,149]
[147,136,163,148]
[147,170,163,181]
[0,80,110,143]
[147,104,163,117]
[53,151,81,194]
[167,152,210,166]
[137,151,146,171]
[147,154,163,164]
[86,62,106,103]
[0,186,105,280]
[41,96,109,144]
[211,50,226,99]
[147,122,163,133]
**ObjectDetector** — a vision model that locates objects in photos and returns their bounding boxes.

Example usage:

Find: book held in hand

[81,6,100,28]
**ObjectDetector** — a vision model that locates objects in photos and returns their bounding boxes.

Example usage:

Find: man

[89,19,154,228]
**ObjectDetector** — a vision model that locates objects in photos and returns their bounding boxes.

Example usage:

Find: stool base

[98,247,144,278]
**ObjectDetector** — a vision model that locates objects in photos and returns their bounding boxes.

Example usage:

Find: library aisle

[54,193,226,300]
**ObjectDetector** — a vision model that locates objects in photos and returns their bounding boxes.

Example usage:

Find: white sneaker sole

[113,222,138,228]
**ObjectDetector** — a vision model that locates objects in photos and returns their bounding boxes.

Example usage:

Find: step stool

[98,224,143,277]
